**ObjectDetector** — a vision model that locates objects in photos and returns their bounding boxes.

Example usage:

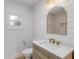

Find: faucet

[49,38,61,45]
[49,38,55,44]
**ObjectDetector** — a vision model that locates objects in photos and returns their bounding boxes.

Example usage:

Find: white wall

[4,0,33,59]
[33,0,74,47]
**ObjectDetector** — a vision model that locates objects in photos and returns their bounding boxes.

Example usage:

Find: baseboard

[5,52,24,59]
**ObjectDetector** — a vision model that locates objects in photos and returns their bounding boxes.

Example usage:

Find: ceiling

[16,0,40,7]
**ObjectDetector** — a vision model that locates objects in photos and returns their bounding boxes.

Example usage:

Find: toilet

[22,48,32,59]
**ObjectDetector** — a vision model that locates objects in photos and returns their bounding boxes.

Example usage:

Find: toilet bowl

[22,48,32,59]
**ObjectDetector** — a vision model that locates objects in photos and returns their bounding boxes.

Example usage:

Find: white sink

[39,41,61,50]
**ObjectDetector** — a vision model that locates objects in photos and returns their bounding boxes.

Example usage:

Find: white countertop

[33,40,74,59]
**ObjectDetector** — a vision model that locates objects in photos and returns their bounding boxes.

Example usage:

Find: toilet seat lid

[22,48,32,54]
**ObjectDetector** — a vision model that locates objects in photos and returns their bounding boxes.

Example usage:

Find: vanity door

[33,50,41,59]
[33,43,49,59]
[48,54,61,59]
[46,51,61,59]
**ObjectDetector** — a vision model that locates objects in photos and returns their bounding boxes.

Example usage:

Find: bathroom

[4,0,74,59]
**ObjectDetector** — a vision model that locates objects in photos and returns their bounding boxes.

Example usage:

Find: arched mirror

[47,6,67,35]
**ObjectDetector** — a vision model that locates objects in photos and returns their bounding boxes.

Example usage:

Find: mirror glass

[47,6,67,35]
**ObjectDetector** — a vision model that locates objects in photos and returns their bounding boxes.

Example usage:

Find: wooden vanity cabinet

[65,52,73,59]
[33,43,61,59]
[33,43,73,59]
